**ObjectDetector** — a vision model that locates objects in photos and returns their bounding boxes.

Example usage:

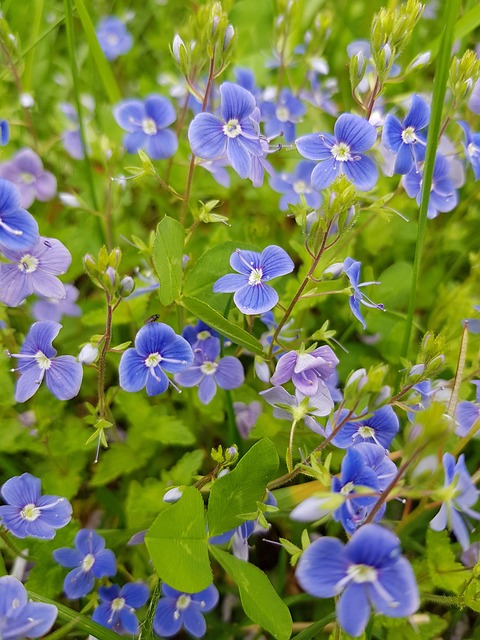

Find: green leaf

[290,614,336,639]
[72,0,122,104]
[426,529,467,593]
[145,486,212,592]
[210,546,292,640]
[208,439,278,536]
[152,216,185,306]
[181,296,263,355]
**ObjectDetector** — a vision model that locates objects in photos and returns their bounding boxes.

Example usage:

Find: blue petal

[382,115,403,153]
[198,375,217,404]
[1,473,41,506]
[122,582,150,608]
[0,263,34,307]
[53,547,82,568]
[311,157,339,191]
[296,537,348,597]
[146,129,178,160]
[174,366,204,388]
[45,356,83,400]
[404,95,430,131]
[343,155,378,191]
[153,598,183,637]
[17,601,58,638]
[234,283,278,315]
[63,566,95,598]
[92,602,115,628]
[119,348,148,392]
[15,366,45,402]
[188,113,226,159]
[349,295,367,329]
[114,100,145,132]
[260,245,294,279]
[119,608,140,634]
[134,322,175,356]
[145,367,169,396]
[214,357,244,390]
[345,524,399,566]
[337,583,371,637]
[123,131,148,154]
[75,528,105,555]
[158,335,194,373]
[213,273,248,293]
[91,549,117,578]
[220,82,256,122]
[227,137,251,179]
[393,143,414,175]
[369,557,419,617]
[230,249,262,274]
[295,133,334,161]
[21,321,61,357]
[334,113,377,152]
[145,95,176,128]
[183,606,207,638]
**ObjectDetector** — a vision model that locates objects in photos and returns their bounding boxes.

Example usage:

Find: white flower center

[467,142,480,158]
[223,119,242,138]
[197,330,212,341]
[358,425,375,439]
[35,350,52,370]
[145,352,162,367]
[19,254,39,273]
[331,142,352,162]
[21,503,41,521]
[106,33,120,47]
[20,172,35,184]
[200,361,218,375]
[12,598,21,609]
[341,481,354,496]
[293,179,309,194]
[176,594,191,610]
[111,597,126,611]
[142,117,158,135]
[401,126,417,144]
[81,553,95,572]
[348,563,377,583]
[248,268,263,286]
[275,106,290,122]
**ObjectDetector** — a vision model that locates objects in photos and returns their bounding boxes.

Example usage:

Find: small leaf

[152,216,185,306]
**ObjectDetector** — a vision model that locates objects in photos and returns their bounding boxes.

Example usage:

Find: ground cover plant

[1,0,480,638]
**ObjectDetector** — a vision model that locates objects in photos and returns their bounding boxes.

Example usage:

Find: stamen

[0,219,23,236]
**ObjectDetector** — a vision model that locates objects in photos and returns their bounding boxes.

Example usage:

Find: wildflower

[260,89,306,143]
[260,385,333,433]
[31,284,81,322]
[269,160,322,211]
[349,442,397,490]
[382,95,429,174]
[53,529,117,599]
[295,113,378,191]
[430,453,480,550]
[0,472,72,540]
[153,583,219,639]
[0,179,38,252]
[114,95,178,159]
[468,78,480,114]
[118,322,194,396]
[188,82,264,179]
[458,121,480,180]
[327,405,399,449]
[455,381,480,437]
[0,575,58,639]
[343,257,384,329]
[0,237,72,308]
[92,582,149,634]
[0,148,57,208]
[296,524,419,637]
[213,246,294,315]
[96,17,133,61]
[59,103,85,160]
[270,345,339,396]
[174,339,244,404]
[9,321,83,402]
[0,119,9,146]
[182,320,221,353]
[78,343,99,365]
[403,154,458,218]
[233,400,262,438]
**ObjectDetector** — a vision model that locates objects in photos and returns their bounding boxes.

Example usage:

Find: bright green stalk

[401,0,461,358]
[22,0,44,92]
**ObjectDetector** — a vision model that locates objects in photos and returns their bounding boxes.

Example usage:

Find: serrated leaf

[210,546,292,640]
[145,487,212,592]
[207,439,278,536]
[152,216,185,306]
[426,529,467,592]
[181,296,263,355]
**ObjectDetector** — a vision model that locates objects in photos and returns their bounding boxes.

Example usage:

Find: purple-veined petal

[307,383,334,416]
[0,505,27,536]
[311,157,339,191]
[234,283,278,315]
[91,549,117,578]
[183,606,207,638]
[337,583,371,637]
[157,335,194,373]
[335,113,377,152]
[75,528,105,555]
[0,207,39,252]
[175,366,204,388]
[114,100,145,132]
[145,95,177,128]
[19,601,58,638]
[153,598,183,637]
[296,133,335,161]
[119,348,148,392]
[349,295,367,329]
[35,171,57,201]
[227,137,252,179]
[1,473,40,506]
[215,356,244,390]
[36,495,72,527]
[260,385,295,407]
[220,82,256,122]
[198,375,217,404]
[260,245,294,279]
[455,402,480,437]
[123,582,150,608]
[213,273,248,293]
[145,367,169,396]
[404,95,430,131]
[35,237,72,273]
[98,585,120,602]
[45,356,83,400]
[134,322,174,356]
[92,602,115,628]
[450,508,471,550]
[369,557,419,617]
[21,320,61,357]
[345,524,399,566]
[296,537,348,597]
[270,351,297,386]
[0,576,27,613]
[188,113,227,159]
[382,115,403,152]
[230,249,262,274]
[15,365,45,402]
[393,143,415,175]
[343,155,378,191]
[118,608,140,634]
[0,263,34,306]
[31,273,66,300]
[63,566,95,598]
[146,129,178,160]
[22,517,60,540]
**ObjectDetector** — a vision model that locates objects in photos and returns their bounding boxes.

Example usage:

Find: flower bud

[163,487,183,503]
[223,24,235,51]
[119,276,135,297]
[78,343,99,364]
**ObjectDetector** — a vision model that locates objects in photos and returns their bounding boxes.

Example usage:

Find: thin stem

[97,294,113,422]
[365,76,380,121]
[287,419,298,473]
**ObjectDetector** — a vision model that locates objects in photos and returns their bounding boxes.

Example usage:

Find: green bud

[449,50,480,106]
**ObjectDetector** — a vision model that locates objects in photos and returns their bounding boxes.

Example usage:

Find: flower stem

[287,419,298,473]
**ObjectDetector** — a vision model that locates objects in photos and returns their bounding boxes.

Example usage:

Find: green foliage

[152,216,185,306]
[426,530,467,593]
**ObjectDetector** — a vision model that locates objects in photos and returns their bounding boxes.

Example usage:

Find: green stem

[401,0,461,358]
[287,419,298,473]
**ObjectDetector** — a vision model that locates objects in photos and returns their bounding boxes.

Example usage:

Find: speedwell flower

[0,575,58,640]
[53,529,117,599]
[296,524,419,637]
[0,179,38,252]
[295,113,378,191]
[403,154,458,219]
[455,381,480,437]
[458,120,480,180]
[119,322,194,396]
[260,384,333,433]
[10,321,83,402]
[153,583,219,639]
[260,89,306,143]
[0,472,72,540]
[344,257,384,329]
[32,284,81,322]
[0,148,57,208]
[92,582,149,635]
[269,160,322,211]
[96,16,133,61]
[382,94,429,174]
[327,405,399,449]
[213,246,294,315]
[270,345,339,396]
[188,82,264,179]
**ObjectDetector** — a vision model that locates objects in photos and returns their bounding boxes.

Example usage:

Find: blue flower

[92,582,149,634]
[343,257,384,329]
[0,148,57,208]
[270,345,339,396]
[0,179,38,252]
[455,381,480,437]
[182,320,221,353]
[295,113,378,191]
[327,405,399,449]
[213,246,294,315]
[32,284,81,322]
[403,154,458,219]
[174,339,244,404]
[0,575,58,639]
[53,529,117,599]
[0,119,9,146]
[0,473,72,540]
[458,120,480,180]
[430,453,480,550]
[114,96,178,159]
[296,524,419,637]
[119,322,194,396]
[260,89,306,143]
[9,321,83,402]
[188,82,264,179]
[0,237,72,308]
[382,95,429,174]
[233,400,262,438]
[153,583,219,638]
[269,160,322,211]
[96,17,133,61]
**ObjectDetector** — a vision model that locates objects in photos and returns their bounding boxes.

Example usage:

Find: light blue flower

[327,405,399,449]
[0,179,39,252]
[153,583,219,638]
[0,575,58,639]
[92,582,149,634]
[96,17,133,61]
[382,95,429,174]
[455,381,480,437]
[269,160,322,211]
[403,154,458,219]
[343,257,384,329]
[0,119,9,146]
[458,120,480,180]
[0,148,57,209]
[260,89,306,143]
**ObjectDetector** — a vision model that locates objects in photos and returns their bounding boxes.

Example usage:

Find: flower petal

[188,113,227,159]
[45,356,83,400]
[234,283,278,315]
[295,133,335,161]
[183,606,207,638]
[260,245,294,279]
[337,583,371,637]
[198,375,217,404]
[296,537,348,597]
[1,473,41,506]
[0,263,34,306]
[15,365,45,402]
[146,129,178,160]
[227,137,252,179]
[311,157,339,191]
[334,113,377,152]
[404,95,430,131]
[114,100,145,132]
[369,557,420,617]
[145,95,177,128]
[343,155,378,191]
[220,82,256,122]
[215,357,244,390]
[213,273,248,293]
[153,598,183,637]
[63,566,95,598]
[119,348,148,392]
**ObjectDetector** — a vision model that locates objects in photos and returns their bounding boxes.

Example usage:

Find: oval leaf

[152,216,185,306]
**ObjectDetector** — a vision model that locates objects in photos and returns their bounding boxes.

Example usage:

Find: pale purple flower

[260,89,306,143]
[403,154,458,219]
[260,385,333,433]
[0,149,56,208]
[269,160,322,211]
[32,284,81,322]
[270,345,339,396]
[326,406,399,449]
[0,237,72,308]
[233,401,262,438]
[0,575,58,639]
[92,582,149,635]
[382,95,429,174]
[0,472,72,539]
[0,179,38,252]
[96,17,133,61]
[455,381,480,437]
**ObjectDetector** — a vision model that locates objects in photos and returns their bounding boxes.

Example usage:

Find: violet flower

[0,178,38,252]
[403,154,458,219]
[32,284,81,322]
[96,16,133,61]
[326,405,399,449]
[0,575,58,639]
[269,160,322,211]
[92,582,149,635]
[455,381,480,437]
[343,257,384,329]
[270,345,339,396]
[153,583,219,639]
[0,148,56,208]
[382,95,429,174]
[233,400,262,438]
[260,385,333,434]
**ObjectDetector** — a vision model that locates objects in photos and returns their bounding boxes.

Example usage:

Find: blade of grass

[429,3,480,59]
[72,0,122,104]
[22,0,44,92]
[401,0,461,359]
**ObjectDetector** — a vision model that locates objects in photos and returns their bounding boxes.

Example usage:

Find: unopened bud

[223,24,235,51]
[78,343,99,364]
[163,487,183,503]
[119,276,134,297]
